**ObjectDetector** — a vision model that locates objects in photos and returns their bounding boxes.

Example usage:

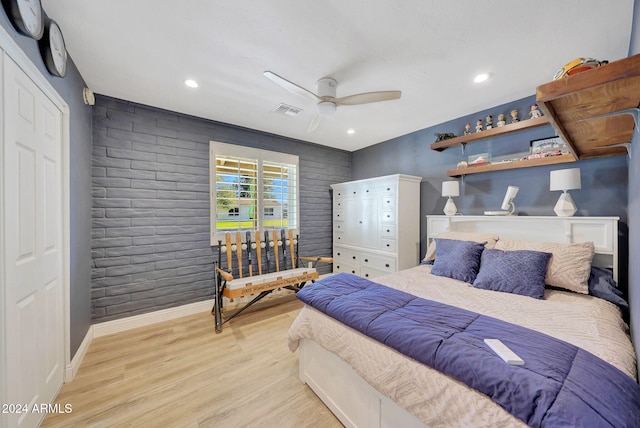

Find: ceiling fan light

[317,101,336,116]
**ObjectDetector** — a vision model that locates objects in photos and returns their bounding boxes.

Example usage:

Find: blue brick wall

[91,95,351,322]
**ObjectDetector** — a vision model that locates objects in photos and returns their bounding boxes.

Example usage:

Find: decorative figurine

[496,114,506,127]
[475,119,483,133]
[510,109,519,123]
[485,115,493,130]
[529,104,543,119]
[456,160,468,169]
[464,123,471,135]
[434,132,456,142]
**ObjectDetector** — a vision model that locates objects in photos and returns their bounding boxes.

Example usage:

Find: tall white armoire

[331,174,421,279]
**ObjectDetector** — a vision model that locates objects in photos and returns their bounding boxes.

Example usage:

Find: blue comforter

[296,273,640,427]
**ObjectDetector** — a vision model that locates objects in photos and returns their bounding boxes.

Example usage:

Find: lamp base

[554,191,577,217]
[443,197,457,216]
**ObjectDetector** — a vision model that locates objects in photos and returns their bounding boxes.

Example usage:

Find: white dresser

[331,174,421,279]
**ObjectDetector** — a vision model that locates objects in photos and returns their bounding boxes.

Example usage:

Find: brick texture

[91,96,351,322]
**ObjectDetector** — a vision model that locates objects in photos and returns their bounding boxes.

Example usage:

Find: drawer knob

[364,259,369,263]
[365,274,369,277]
[352,256,356,260]
[351,270,356,274]
[385,263,390,268]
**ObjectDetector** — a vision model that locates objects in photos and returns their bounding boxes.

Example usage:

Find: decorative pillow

[588,266,628,313]
[473,249,552,299]
[494,239,595,294]
[423,231,499,261]
[430,238,485,284]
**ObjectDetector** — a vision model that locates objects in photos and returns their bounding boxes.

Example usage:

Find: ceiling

[41,1,634,152]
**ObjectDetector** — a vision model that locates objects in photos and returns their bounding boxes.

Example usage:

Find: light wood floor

[42,295,342,428]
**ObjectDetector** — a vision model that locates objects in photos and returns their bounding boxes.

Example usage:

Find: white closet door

[3,53,64,427]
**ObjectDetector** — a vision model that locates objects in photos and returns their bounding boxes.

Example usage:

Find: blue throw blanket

[296,273,640,427]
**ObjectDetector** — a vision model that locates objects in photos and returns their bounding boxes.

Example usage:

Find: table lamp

[442,181,460,216]
[550,168,581,217]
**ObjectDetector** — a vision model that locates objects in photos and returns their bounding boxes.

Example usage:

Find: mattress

[287,265,637,427]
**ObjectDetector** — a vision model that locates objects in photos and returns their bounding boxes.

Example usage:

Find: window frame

[209,141,299,244]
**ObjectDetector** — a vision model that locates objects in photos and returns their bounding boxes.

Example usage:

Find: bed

[287,215,638,428]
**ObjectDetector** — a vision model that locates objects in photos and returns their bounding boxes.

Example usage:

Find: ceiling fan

[263,71,401,132]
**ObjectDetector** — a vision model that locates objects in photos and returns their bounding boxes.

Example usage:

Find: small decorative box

[468,153,491,166]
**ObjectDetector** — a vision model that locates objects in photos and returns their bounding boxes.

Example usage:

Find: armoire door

[2,52,64,428]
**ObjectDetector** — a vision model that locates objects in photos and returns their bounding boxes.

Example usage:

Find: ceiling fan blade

[263,71,320,103]
[307,114,323,133]
[333,90,401,106]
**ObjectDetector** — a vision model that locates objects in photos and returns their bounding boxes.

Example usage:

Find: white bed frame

[298,215,620,428]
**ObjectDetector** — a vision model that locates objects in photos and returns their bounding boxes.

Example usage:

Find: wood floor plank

[42,295,342,428]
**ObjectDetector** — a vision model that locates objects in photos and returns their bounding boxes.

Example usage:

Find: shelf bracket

[578,107,640,133]
[460,142,466,155]
[600,142,632,158]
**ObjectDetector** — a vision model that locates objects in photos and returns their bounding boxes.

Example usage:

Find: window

[210,142,299,243]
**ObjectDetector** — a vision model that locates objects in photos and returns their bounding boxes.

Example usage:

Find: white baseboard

[66,279,330,379]
[65,326,93,382]
[93,299,214,338]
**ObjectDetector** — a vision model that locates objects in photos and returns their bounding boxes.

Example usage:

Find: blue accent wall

[1,12,93,357]
[352,95,629,285]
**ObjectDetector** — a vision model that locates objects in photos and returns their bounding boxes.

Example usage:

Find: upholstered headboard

[426,215,619,282]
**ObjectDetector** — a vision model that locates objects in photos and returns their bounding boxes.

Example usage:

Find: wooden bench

[212,229,332,333]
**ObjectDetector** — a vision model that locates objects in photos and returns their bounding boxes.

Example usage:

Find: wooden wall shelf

[536,53,640,160]
[447,153,575,177]
[430,115,550,151]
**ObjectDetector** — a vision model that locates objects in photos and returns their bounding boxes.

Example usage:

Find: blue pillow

[430,238,485,283]
[473,249,552,299]
[588,266,629,314]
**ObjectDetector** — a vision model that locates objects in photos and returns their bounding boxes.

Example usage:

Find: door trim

[0,23,71,386]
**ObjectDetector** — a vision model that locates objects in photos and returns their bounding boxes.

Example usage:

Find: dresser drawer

[361,266,391,279]
[333,261,359,276]
[334,247,362,264]
[382,196,395,209]
[381,210,395,223]
[380,239,396,252]
[376,181,396,196]
[381,224,396,238]
[360,253,396,273]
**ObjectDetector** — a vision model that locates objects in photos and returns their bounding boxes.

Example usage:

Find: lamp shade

[550,168,581,192]
[442,181,459,197]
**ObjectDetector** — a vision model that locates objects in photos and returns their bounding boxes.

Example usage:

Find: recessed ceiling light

[185,79,199,88]
[473,73,489,83]
[347,129,355,135]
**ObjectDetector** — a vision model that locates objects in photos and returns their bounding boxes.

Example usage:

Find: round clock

[39,19,67,78]
[2,0,45,39]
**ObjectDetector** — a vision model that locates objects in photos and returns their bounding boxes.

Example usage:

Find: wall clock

[2,0,45,39]
[39,18,67,77]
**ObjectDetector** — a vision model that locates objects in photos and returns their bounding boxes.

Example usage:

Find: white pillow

[493,239,595,294]
[423,231,499,261]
